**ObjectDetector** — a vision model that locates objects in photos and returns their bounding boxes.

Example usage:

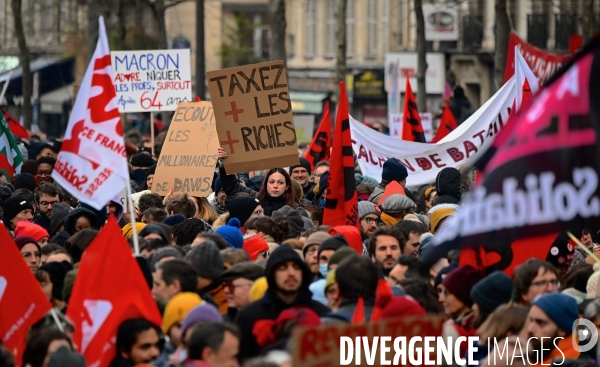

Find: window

[346,0,355,58]
[366,0,377,59]
[305,0,316,59]
[380,0,389,55]
[325,0,336,58]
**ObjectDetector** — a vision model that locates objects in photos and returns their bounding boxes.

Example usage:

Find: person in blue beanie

[368,158,416,204]
[215,218,244,248]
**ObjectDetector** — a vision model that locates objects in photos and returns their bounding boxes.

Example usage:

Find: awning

[289,92,328,114]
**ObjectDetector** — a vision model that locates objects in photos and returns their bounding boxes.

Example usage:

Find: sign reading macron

[111,49,192,112]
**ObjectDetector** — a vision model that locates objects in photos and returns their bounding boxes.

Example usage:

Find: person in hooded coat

[433,167,462,206]
[368,158,416,204]
[449,85,472,125]
[61,208,101,237]
[234,245,330,362]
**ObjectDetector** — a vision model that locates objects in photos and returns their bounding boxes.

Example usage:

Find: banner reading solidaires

[351,77,516,187]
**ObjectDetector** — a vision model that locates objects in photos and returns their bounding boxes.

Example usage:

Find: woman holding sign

[218,148,297,218]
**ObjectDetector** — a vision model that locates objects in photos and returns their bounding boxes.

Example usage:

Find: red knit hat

[243,235,269,261]
[442,266,484,307]
[379,296,427,320]
[252,307,321,348]
[14,221,49,242]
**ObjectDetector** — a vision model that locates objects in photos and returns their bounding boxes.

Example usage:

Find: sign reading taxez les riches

[152,101,219,196]
[207,60,299,174]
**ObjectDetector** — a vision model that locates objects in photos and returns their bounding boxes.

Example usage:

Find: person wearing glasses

[512,259,560,307]
[36,156,56,185]
[15,236,42,273]
[357,201,381,246]
[220,262,264,322]
[33,183,63,234]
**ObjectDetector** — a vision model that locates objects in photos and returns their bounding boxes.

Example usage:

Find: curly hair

[255,216,288,243]
[172,218,213,246]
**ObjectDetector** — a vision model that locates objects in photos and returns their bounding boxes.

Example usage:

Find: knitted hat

[289,157,312,176]
[327,246,357,268]
[147,164,156,175]
[380,297,426,320]
[532,293,579,333]
[162,292,203,334]
[15,221,49,242]
[14,236,40,251]
[434,261,458,287]
[38,260,74,301]
[316,171,329,198]
[13,173,36,192]
[215,218,244,248]
[213,176,222,193]
[381,158,408,183]
[271,206,304,239]
[122,222,147,239]
[150,247,184,270]
[3,195,33,222]
[470,271,514,314]
[47,346,86,367]
[442,266,483,306]
[430,207,456,234]
[163,214,186,227]
[139,224,169,243]
[380,194,415,215]
[130,153,155,167]
[302,232,331,256]
[358,201,381,219]
[325,269,337,290]
[220,262,264,282]
[0,183,14,198]
[250,277,268,302]
[586,263,600,298]
[180,302,222,339]
[225,196,260,226]
[50,203,71,234]
[318,234,349,256]
[243,235,270,261]
[63,208,100,235]
[184,241,224,281]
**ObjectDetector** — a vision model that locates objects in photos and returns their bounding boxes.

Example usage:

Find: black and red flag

[304,101,331,171]
[401,79,426,143]
[432,104,458,143]
[322,82,359,229]
[422,37,600,273]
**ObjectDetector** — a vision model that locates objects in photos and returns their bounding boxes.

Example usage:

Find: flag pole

[150,113,155,158]
[50,308,64,332]
[126,178,140,255]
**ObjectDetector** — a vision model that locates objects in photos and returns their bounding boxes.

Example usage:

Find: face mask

[319,263,328,278]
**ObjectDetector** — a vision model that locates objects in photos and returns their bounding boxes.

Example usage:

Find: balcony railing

[527,13,549,49]
[555,14,578,51]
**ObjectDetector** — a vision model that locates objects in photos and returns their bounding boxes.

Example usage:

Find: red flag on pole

[0,225,52,365]
[304,101,332,171]
[66,216,162,367]
[401,79,426,142]
[322,82,359,229]
[432,105,458,143]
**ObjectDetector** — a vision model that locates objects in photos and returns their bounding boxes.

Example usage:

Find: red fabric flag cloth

[66,216,162,367]
[0,225,52,365]
[401,79,426,143]
[2,107,30,139]
[304,101,332,171]
[351,297,365,323]
[432,105,458,143]
[322,82,359,229]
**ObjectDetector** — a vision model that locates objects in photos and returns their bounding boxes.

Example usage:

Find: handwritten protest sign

[207,60,299,173]
[292,315,444,367]
[152,101,219,196]
[111,49,192,112]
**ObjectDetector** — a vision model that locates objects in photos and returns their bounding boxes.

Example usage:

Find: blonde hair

[477,303,529,344]
[194,196,218,224]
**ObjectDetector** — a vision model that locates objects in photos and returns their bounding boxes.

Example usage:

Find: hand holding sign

[208,60,299,174]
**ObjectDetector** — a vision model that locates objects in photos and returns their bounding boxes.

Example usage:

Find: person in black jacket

[234,245,330,362]
[433,167,462,206]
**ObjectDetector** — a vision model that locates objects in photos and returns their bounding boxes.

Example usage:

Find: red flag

[304,102,332,171]
[66,216,162,367]
[2,107,30,139]
[322,82,358,229]
[351,297,365,323]
[401,79,426,143]
[432,105,458,143]
[0,225,52,364]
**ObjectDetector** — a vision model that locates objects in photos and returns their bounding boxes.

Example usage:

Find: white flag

[52,17,128,210]
[515,45,540,111]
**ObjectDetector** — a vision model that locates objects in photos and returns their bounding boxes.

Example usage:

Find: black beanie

[318,234,349,256]
[130,153,155,168]
[289,157,312,176]
[225,196,260,226]
[3,195,34,222]
[381,158,408,183]
[316,171,330,198]
[39,260,74,301]
[14,173,37,192]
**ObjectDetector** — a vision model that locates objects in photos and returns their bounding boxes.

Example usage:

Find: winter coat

[449,96,472,125]
[368,181,416,205]
[433,167,462,206]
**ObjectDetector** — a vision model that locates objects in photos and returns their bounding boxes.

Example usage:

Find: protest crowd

[3,15,600,367]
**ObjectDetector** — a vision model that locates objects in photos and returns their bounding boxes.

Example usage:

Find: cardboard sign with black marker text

[207,60,299,174]
[152,101,219,196]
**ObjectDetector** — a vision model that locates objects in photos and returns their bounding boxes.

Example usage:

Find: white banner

[384,53,445,94]
[389,112,433,142]
[111,49,192,112]
[52,17,129,210]
[351,77,516,187]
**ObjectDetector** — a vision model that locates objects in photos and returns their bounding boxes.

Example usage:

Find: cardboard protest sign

[292,315,444,367]
[207,60,299,174]
[111,49,192,112]
[152,101,219,196]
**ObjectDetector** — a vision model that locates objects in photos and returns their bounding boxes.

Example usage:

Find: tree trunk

[335,0,346,100]
[414,0,427,111]
[116,0,127,50]
[495,0,510,90]
[11,0,32,130]
[269,0,287,67]
[581,0,595,44]
[196,0,205,99]
[86,1,101,62]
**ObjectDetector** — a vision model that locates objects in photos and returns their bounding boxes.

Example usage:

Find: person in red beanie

[441,266,483,331]
[14,221,50,247]
[243,235,270,261]
[252,306,321,352]
[377,296,426,320]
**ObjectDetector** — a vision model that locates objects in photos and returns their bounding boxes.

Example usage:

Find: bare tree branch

[11,0,32,129]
